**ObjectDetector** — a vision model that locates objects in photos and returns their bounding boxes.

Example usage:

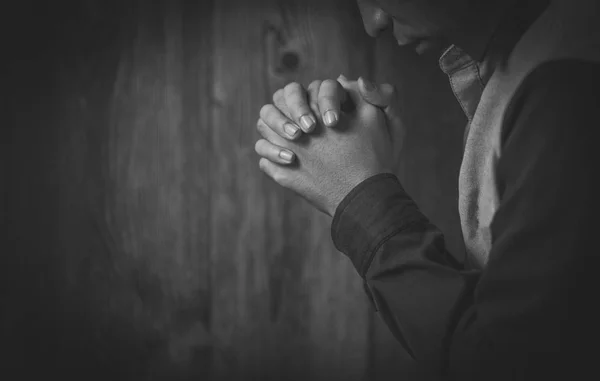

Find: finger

[273,88,292,120]
[335,75,359,113]
[256,118,291,149]
[259,103,302,140]
[259,157,289,187]
[254,139,295,165]
[358,77,395,108]
[317,79,347,127]
[284,82,317,133]
[337,76,363,109]
[336,73,352,87]
[306,80,322,121]
[358,77,401,124]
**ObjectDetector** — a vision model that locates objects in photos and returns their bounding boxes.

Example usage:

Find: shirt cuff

[331,173,428,276]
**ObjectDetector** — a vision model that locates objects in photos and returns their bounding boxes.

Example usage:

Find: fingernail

[279,150,294,162]
[284,123,299,137]
[300,115,316,131]
[323,110,338,126]
[362,77,376,91]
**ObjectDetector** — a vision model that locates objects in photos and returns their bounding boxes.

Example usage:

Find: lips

[393,25,419,46]
[392,21,436,54]
[415,40,430,54]
[395,36,433,55]
[396,35,422,47]
[395,36,413,46]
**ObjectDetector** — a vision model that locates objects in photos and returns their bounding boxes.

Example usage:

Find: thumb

[358,77,396,108]
[358,77,401,124]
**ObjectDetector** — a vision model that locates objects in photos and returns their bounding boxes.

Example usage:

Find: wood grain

[210,1,373,380]
[4,0,213,379]
[3,1,466,379]
[98,1,213,378]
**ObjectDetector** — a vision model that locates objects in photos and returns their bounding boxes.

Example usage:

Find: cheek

[392,16,439,36]
[382,1,448,34]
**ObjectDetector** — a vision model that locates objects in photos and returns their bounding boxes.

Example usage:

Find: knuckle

[259,103,272,119]
[254,139,264,154]
[308,79,322,91]
[284,81,301,93]
[319,94,336,104]
[258,157,269,172]
[259,157,288,186]
[284,90,309,117]
[256,120,274,140]
[321,78,337,88]
[272,88,284,104]
[256,119,266,134]
[272,170,287,185]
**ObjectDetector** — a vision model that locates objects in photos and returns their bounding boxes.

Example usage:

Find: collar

[439,0,550,75]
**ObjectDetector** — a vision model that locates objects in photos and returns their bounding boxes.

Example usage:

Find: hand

[259,77,352,143]
[254,76,395,217]
[257,75,404,165]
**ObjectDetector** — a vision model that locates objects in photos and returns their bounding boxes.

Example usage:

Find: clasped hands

[255,75,402,217]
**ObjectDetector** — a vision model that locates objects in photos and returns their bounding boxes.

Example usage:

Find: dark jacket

[332,0,600,379]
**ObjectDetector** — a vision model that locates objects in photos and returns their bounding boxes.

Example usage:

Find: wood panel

[370,30,468,380]
[210,1,373,380]
[3,1,466,379]
[95,1,214,378]
[4,0,214,379]
[3,1,129,377]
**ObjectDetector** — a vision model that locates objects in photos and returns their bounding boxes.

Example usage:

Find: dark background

[2,0,466,379]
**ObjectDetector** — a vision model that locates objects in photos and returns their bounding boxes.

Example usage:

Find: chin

[414,40,434,55]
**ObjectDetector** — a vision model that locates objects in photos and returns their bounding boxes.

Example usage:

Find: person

[254,0,600,379]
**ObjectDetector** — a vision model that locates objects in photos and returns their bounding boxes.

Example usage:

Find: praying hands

[254,75,403,216]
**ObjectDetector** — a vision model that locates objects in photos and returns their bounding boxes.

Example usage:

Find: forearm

[331,172,590,380]
[332,174,477,372]
[332,60,600,380]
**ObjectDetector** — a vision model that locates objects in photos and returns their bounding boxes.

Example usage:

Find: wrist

[330,173,427,274]
[328,170,393,217]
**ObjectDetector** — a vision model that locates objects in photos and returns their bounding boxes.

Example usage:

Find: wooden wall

[3,0,465,380]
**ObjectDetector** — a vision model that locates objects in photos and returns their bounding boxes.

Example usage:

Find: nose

[358,2,392,38]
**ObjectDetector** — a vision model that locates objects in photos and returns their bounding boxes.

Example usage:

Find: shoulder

[501,59,600,145]
[493,59,600,210]
[514,59,600,97]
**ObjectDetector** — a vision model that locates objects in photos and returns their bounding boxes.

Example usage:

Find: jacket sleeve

[331,60,600,380]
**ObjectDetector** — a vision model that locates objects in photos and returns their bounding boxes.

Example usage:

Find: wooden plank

[97,0,213,378]
[5,1,471,379]
[210,1,373,380]
[370,30,468,380]
[5,0,216,378]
